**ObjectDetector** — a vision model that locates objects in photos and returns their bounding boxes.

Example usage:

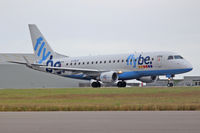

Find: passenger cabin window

[104,61,106,63]
[168,56,173,60]
[174,55,183,59]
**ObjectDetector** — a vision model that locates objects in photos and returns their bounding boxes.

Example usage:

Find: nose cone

[188,62,193,70]
[184,60,193,72]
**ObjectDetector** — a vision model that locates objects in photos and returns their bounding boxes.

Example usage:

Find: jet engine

[137,76,158,83]
[99,71,118,83]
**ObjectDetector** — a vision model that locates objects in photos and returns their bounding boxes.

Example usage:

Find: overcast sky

[0,0,199,78]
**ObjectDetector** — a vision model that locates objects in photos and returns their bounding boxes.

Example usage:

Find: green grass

[0,87,200,111]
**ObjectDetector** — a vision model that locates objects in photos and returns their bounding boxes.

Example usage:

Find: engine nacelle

[99,71,118,83]
[137,76,158,83]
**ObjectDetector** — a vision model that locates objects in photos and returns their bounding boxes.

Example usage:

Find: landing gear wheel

[117,82,122,87]
[122,81,126,87]
[167,83,174,87]
[117,81,126,88]
[91,81,101,88]
[97,82,101,88]
[167,75,175,87]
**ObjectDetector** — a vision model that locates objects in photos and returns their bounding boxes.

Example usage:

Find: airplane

[9,24,193,88]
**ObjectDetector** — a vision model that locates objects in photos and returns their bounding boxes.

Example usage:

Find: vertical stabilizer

[29,24,58,64]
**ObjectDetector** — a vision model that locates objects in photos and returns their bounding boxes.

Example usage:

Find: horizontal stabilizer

[8,60,46,67]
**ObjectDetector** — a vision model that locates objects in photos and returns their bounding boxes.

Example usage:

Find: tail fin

[29,24,60,64]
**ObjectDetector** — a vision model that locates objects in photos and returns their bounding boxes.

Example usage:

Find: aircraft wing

[40,66,104,73]
[8,60,104,73]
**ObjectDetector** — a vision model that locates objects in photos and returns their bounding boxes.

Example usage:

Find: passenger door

[155,55,163,68]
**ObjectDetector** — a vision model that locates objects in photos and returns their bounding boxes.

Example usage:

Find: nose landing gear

[167,79,174,87]
[167,75,175,87]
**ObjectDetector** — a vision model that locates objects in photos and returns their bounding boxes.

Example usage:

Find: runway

[0,111,200,133]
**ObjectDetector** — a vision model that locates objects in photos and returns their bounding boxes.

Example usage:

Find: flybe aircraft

[10,24,193,87]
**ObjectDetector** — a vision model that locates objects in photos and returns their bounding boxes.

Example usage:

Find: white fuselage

[41,51,192,80]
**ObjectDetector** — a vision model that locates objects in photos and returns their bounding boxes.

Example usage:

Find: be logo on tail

[34,37,51,64]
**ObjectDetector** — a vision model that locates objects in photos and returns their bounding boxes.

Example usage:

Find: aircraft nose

[184,60,193,72]
[187,63,193,71]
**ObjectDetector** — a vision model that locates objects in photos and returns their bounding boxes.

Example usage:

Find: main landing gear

[91,81,101,88]
[90,80,127,88]
[117,81,127,88]
[167,75,175,87]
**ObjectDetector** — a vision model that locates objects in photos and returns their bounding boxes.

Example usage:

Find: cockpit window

[174,55,183,59]
[168,56,173,60]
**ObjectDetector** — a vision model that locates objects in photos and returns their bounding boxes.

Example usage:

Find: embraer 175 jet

[10,24,193,87]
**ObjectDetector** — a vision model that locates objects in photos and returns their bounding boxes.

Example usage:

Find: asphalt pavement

[0,111,200,133]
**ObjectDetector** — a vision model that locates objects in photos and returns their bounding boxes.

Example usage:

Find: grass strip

[0,87,200,111]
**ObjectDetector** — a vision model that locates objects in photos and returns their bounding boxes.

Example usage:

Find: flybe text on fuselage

[127,54,153,69]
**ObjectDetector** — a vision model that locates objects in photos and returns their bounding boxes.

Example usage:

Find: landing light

[118,71,123,74]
